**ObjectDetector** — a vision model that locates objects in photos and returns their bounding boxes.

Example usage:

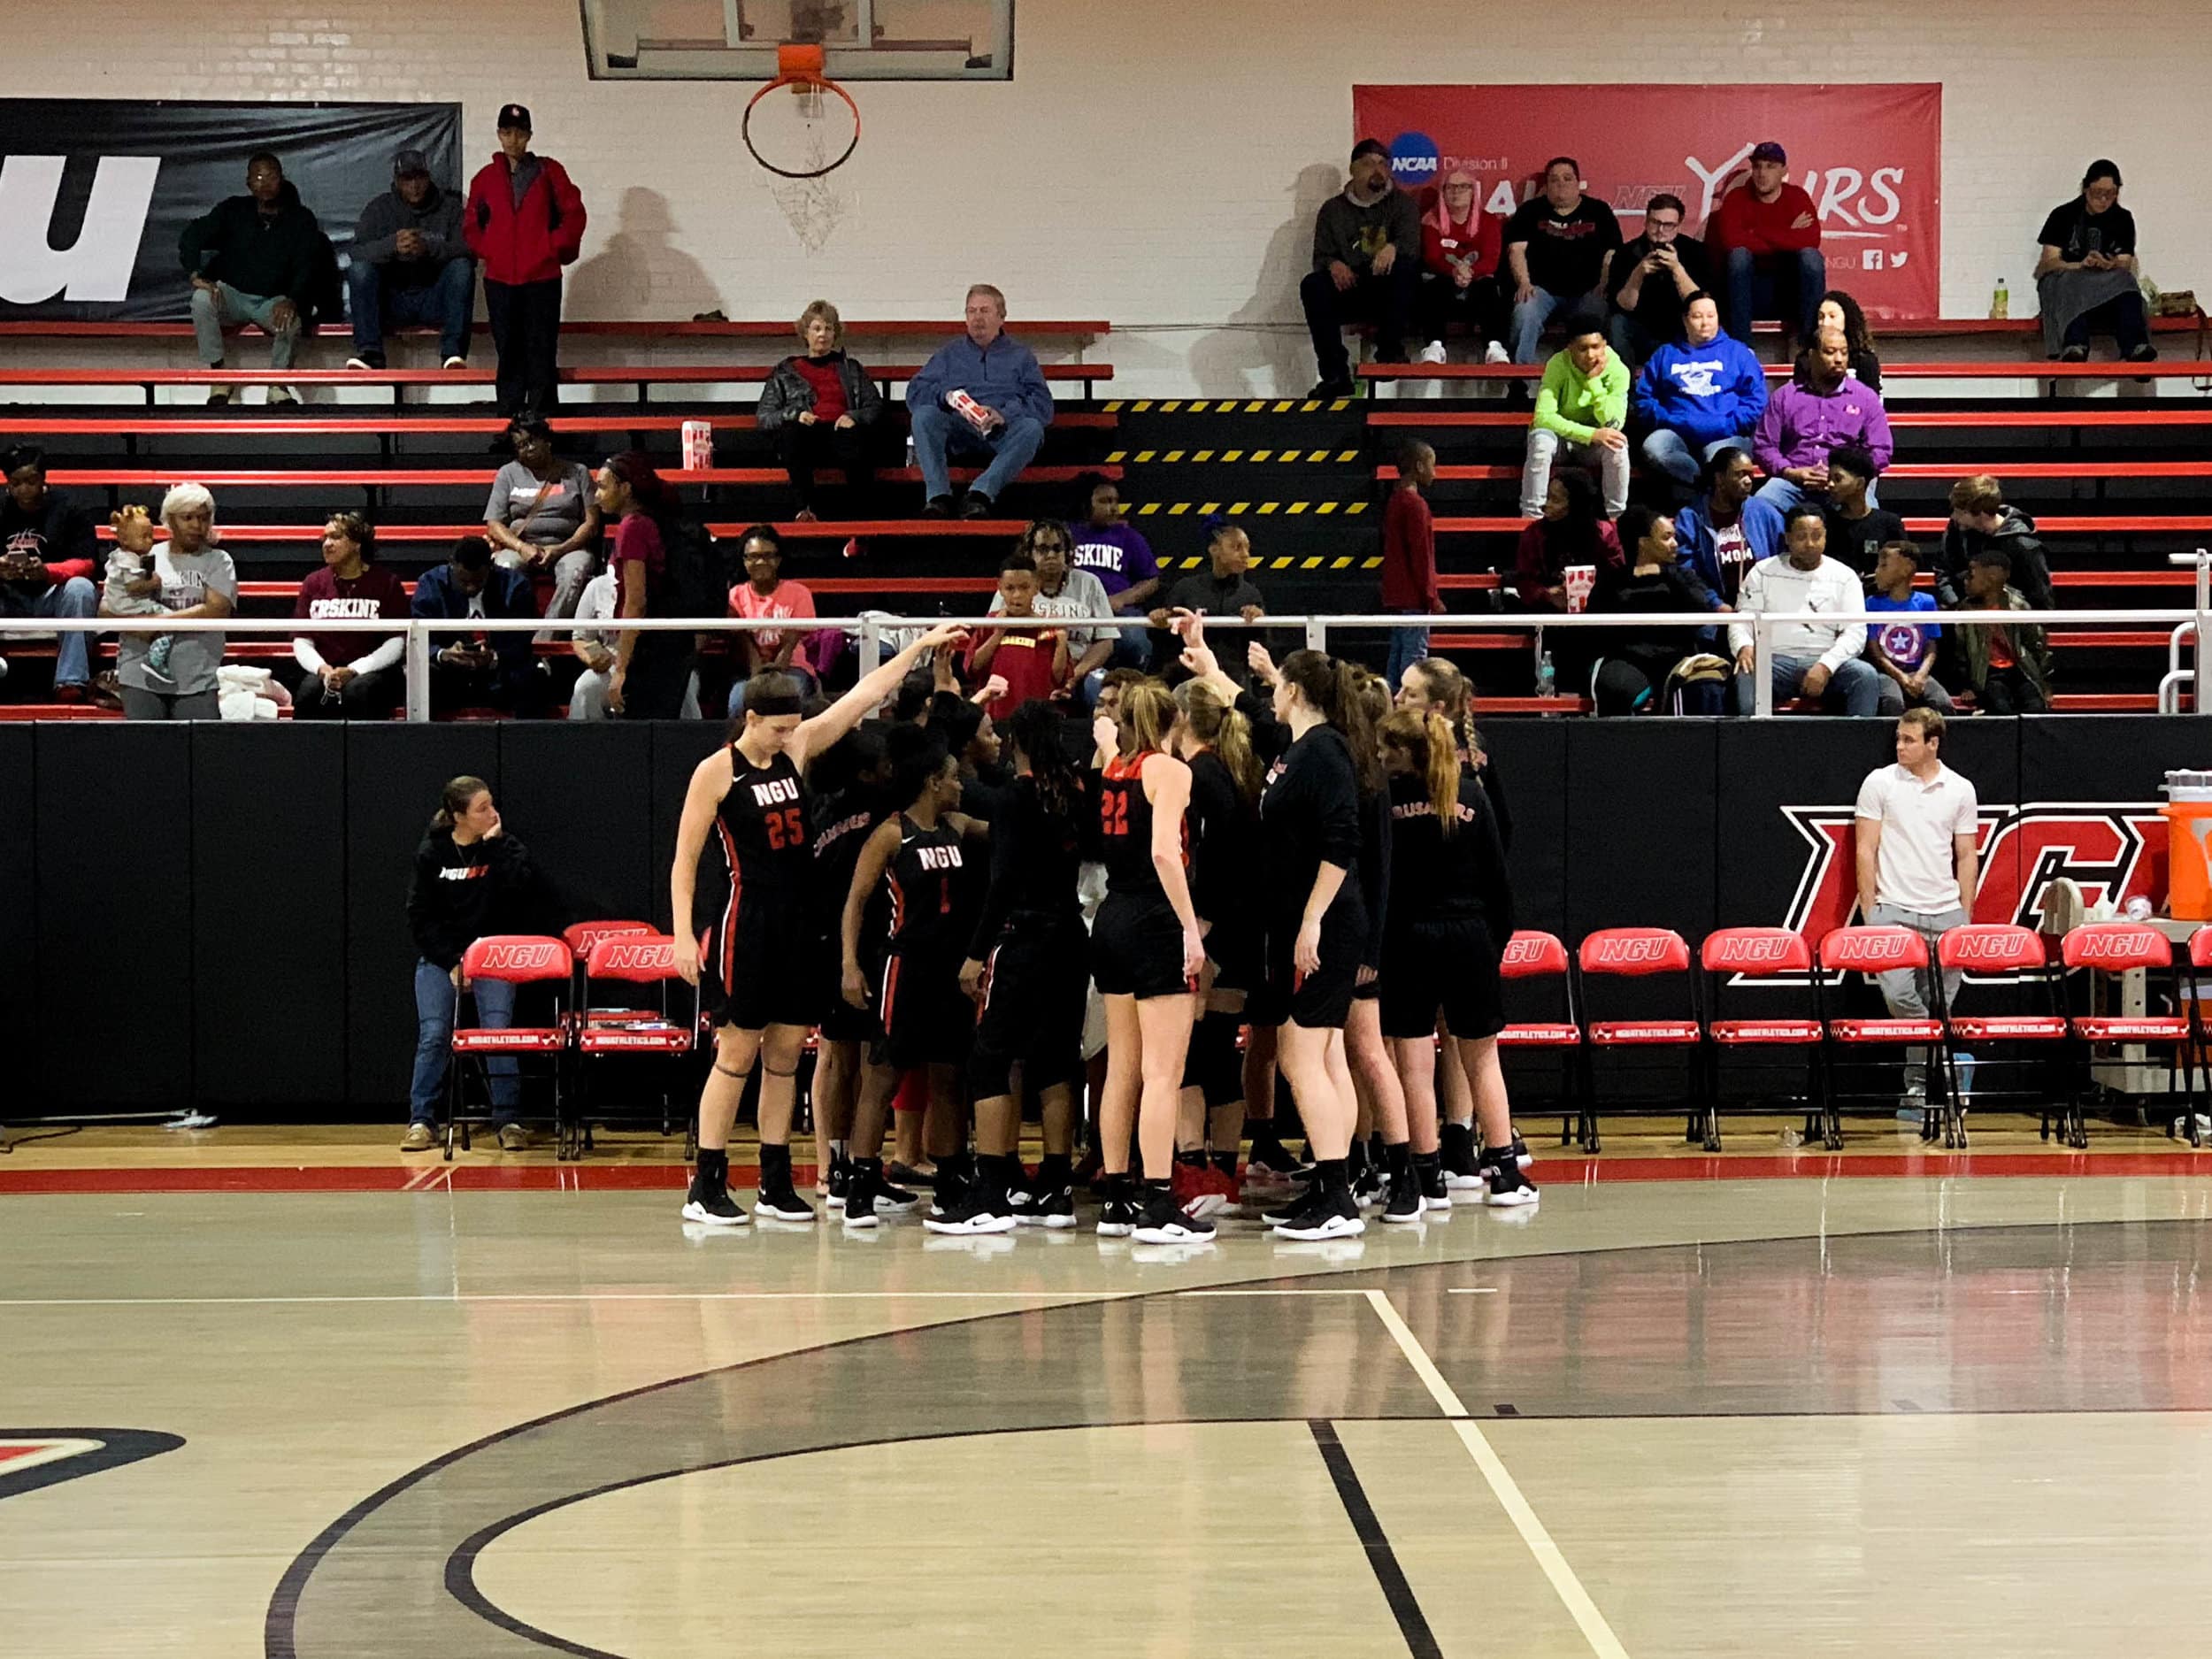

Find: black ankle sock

[1346,1140,1369,1178]
[1209,1148,1239,1176]
[1385,1141,1414,1179]
[1248,1126,1286,1160]
[1175,1149,1206,1169]
[1317,1157,1351,1199]
[693,1148,729,1193]
[1038,1151,1071,1186]
[1413,1148,1441,1177]
[1104,1171,1133,1202]
[1142,1177,1173,1203]
[759,1141,792,1191]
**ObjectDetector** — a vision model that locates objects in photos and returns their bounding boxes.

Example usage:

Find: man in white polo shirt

[1854,707,1980,1105]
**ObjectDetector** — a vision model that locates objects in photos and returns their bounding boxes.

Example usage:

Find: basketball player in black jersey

[1091,680,1212,1243]
[840,726,989,1229]
[951,700,1093,1233]
[807,724,891,1208]
[672,624,965,1228]
[1377,707,1538,1206]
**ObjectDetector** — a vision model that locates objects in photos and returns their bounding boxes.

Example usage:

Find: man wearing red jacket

[465,104,587,418]
[1709,141,1826,349]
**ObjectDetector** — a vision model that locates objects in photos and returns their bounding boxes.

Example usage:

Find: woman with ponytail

[1169,678,1264,1210]
[594,451,692,720]
[1090,680,1213,1244]
[1342,669,1423,1224]
[1376,710,1538,1207]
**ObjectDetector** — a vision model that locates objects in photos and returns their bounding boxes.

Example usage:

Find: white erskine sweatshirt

[1726,554,1867,672]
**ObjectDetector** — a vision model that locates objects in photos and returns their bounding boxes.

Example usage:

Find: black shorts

[1378,919,1506,1042]
[1092,891,1193,1001]
[699,891,818,1031]
[1204,918,1263,997]
[815,935,883,1045]
[872,949,974,1071]
[971,917,1089,1095]
[1263,913,1363,1032]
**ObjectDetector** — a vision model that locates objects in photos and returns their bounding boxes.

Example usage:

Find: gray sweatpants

[1868,901,1967,1097]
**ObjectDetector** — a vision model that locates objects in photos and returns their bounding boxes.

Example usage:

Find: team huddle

[668,611,1534,1248]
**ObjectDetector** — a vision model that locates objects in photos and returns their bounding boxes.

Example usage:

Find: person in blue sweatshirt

[904,284,1056,519]
[1629,292,1768,493]
[1672,446,1785,608]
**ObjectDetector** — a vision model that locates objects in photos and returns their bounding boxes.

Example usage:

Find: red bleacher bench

[0,318,1111,342]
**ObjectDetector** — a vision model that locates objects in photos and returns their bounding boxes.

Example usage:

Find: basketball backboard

[580,0,1015,81]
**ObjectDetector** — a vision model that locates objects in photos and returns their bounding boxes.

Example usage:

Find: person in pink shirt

[725,525,824,717]
[1415,169,1508,364]
[1709,141,1826,348]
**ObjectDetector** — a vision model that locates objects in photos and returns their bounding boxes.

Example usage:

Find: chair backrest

[2060,921,2172,972]
[565,919,655,959]
[585,933,680,982]
[1700,926,1811,977]
[1578,927,1692,978]
[1500,930,1570,979]
[1817,925,1928,973]
[1937,923,2047,974]
[2190,926,2212,970]
[461,933,573,985]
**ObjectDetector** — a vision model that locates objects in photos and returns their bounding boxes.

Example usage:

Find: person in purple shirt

[1753,326,1892,513]
[1068,473,1160,665]
[905,283,1056,518]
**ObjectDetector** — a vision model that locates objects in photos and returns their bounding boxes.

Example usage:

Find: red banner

[1351,84,1942,321]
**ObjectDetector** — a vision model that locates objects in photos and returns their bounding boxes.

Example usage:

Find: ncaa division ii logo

[1388,132,1440,188]
[0,153,161,303]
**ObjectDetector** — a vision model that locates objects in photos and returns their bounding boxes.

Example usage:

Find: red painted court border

[3,1151,2209,1195]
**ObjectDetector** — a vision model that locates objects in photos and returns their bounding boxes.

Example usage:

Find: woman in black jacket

[754,300,886,520]
[402,775,549,1152]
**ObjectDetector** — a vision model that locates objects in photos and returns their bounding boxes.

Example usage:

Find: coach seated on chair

[346,148,474,373]
[411,534,545,716]
[906,284,1054,520]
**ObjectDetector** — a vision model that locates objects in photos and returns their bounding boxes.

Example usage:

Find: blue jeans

[1755,475,1879,515]
[1723,246,1826,344]
[349,257,476,365]
[410,958,518,1125]
[1509,287,1577,365]
[1642,430,1748,490]
[910,403,1048,504]
[1730,652,1880,716]
[1386,611,1431,691]
[1606,311,1662,370]
[0,575,97,687]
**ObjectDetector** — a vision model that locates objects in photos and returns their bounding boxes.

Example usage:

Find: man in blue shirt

[905,285,1055,518]
[1863,539,1953,714]
[411,534,545,713]
[1673,446,1784,607]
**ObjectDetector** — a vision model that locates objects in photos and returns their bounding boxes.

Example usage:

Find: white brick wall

[5,0,2208,396]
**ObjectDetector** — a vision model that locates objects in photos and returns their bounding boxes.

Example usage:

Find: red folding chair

[446,934,572,1160]
[571,933,700,1161]
[2059,921,2192,1151]
[1816,926,1956,1140]
[1700,926,1826,1152]
[1936,924,2066,1152]
[1573,927,1701,1155]
[563,919,655,1005]
[1495,930,1581,1131]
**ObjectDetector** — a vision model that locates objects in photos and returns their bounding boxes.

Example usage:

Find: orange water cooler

[2162,770,2212,921]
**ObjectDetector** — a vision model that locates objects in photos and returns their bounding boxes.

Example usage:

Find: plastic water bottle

[1991,279,2009,320]
[1535,649,1557,698]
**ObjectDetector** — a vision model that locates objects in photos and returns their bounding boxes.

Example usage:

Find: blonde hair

[1949,473,2005,516]
[1174,678,1262,805]
[796,299,842,344]
[1380,709,1463,834]
[159,481,215,529]
[1115,680,1177,758]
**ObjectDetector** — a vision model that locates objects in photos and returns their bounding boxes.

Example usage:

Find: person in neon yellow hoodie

[1519,311,1631,519]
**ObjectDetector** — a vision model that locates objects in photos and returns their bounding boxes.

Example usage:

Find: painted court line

[0,1289,1131,1308]
[1363,1289,1632,1659]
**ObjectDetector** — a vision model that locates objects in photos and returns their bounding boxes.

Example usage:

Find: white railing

[34,594,2212,719]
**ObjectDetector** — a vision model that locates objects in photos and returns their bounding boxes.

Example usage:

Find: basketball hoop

[742,43,860,180]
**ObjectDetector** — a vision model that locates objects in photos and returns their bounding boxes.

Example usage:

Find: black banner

[0,100,461,321]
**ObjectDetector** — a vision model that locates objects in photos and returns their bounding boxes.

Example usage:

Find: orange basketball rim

[742,43,862,180]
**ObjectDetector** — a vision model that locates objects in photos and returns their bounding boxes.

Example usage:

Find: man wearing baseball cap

[1709,141,1826,347]
[1299,137,1422,399]
[464,104,588,417]
[347,148,474,373]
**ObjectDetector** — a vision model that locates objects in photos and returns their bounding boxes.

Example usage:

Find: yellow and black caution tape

[1105,448,1363,465]
[1102,399,1354,414]
[1164,555,1382,571]
[1131,500,1367,517]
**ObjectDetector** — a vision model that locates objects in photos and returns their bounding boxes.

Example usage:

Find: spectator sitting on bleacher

[1513,469,1624,610]
[1416,168,1509,366]
[726,526,823,715]
[1301,139,1423,398]
[1816,291,1883,394]
[1817,446,1901,580]
[907,284,1054,519]
[1520,310,1630,519]
[180,153,334,407]
[1939,474,2053,612]
[1606,195,1709,368]
[1589,504,1728,716]
[465,104,588,419]
[346,148,472,373]
[0,443,104,705]
[988,519,1115,707]
[1709,142,1826,349]
[1752,328,1892,514]
[483,415,600,626]
[1728,504,1878,715]
[1673,446,1782,608]
[2037,160,2155,364]
[1630,292,1765,494]
[1151,518,1267,685]
[1070,474,1160,663]
[291,511,408,720]
[568,570,700,722]
[411,534,543,717]
[756,301,883,522]
[103,484,237,721]
[1953,546,2053,714]
[1864,540,1953,716]
[1503,158,1622,366]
